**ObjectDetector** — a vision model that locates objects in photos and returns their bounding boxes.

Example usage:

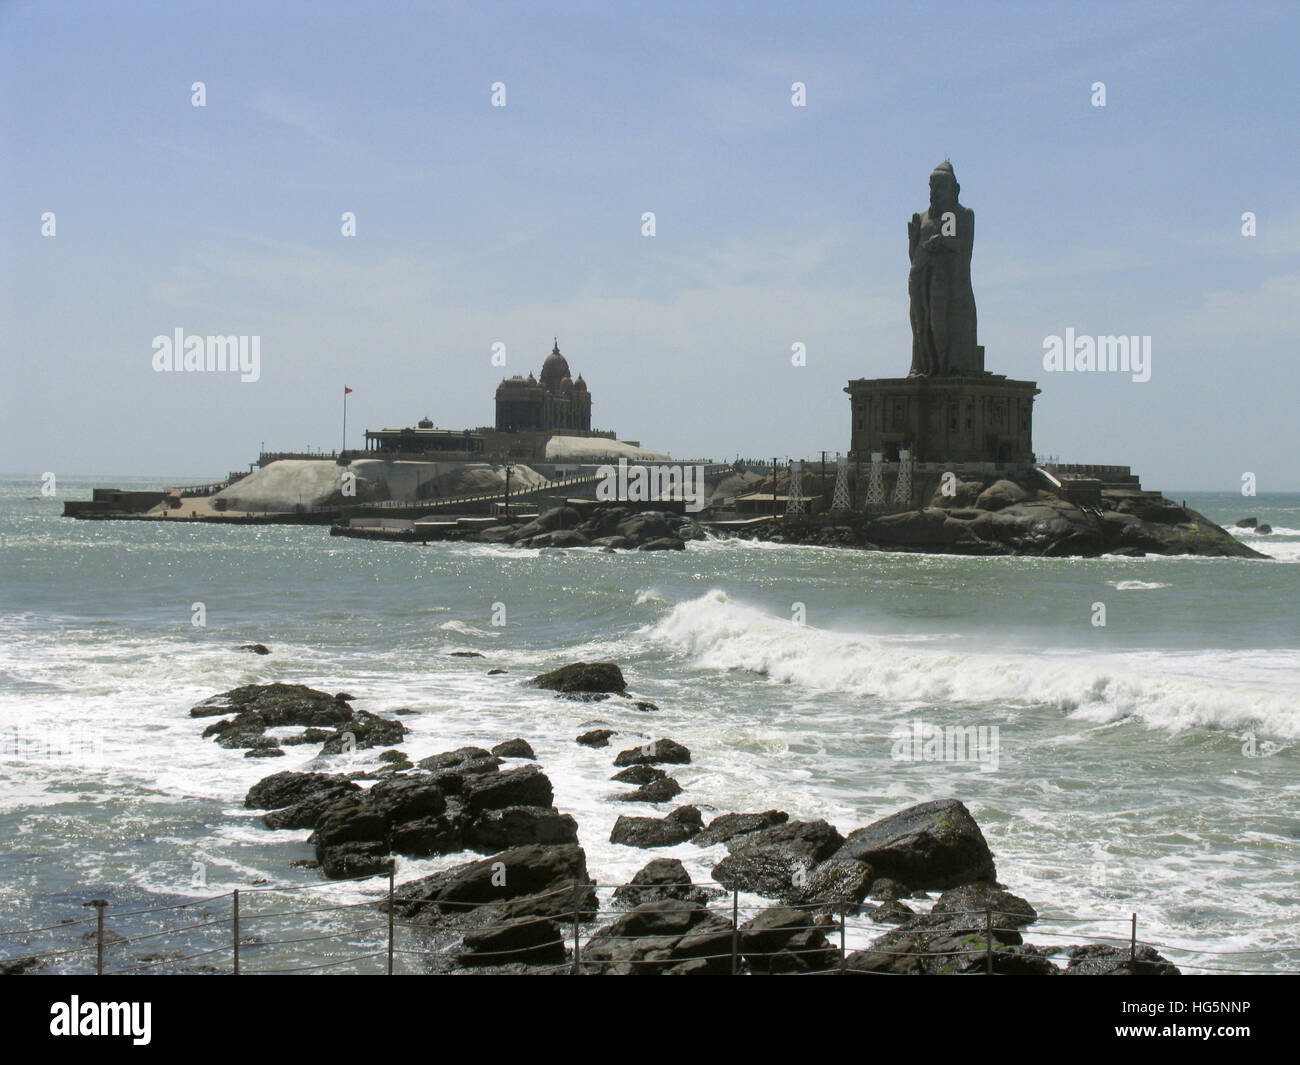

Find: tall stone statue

[908,161,978,376]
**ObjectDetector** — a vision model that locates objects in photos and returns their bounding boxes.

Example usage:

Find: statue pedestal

[844,372,1039,465]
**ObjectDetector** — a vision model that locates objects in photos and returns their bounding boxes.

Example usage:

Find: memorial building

[846,162,1038,464]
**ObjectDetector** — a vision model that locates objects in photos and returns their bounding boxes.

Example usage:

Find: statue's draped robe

[908,204,978,376]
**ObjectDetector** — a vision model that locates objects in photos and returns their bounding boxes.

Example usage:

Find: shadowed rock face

[612,738,691,767]
[739,906,838,974]
[723,482,1265,560]
[193,683,410,759]
[610,805,704,848]
[581,899,734,975]
[708,822,861,906]
[835,798,996,890]
[693,810,789,848]
[1064,944,1180,975]
[390,843,598,927]
[611,858,721,909]
[531,661,626,694]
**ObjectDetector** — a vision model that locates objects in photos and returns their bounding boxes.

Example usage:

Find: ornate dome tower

[494,338,592,433]
[539,339,571,392]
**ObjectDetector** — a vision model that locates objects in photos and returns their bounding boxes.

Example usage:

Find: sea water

[1,477,1296,973]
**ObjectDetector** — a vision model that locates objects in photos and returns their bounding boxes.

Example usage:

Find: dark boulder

[867,877,911,901]
[306,773,460,874]
[581,899,734,975]
[711,822,845,900]
[511,506,581,540]
[529,529,590,548]
[318,709,408,754]
[415,747,501,792]
[1064,944,1180,975]
[610,764,666,785]
[841,880,1039,974]
[416,746,500,773]
[610,858,721,909]
[390,843,597,928]
[834,799,996,889]
[788,857,875,914]
[610,805,704,848]
[317,840,392,880]
[712,845,814,900]
[613,776,682,804]
[263,781,363,830]
[612,738,691,767]
[244,771,352,810]
[577,729,616,748]
[281,728,333,746]
[463,764,553,815]
[868,899,915,924]
[531,661,626,694]
[491,738,535,759]
[975,479,1032,512]
[931,881,1037,929]
[639,537,686,551]
[457,916,565,967]
[845,933,1058,975]
[464,806,579,853]
[726,819,844,862]
[739,906,838,974]
[389,814,465,858]
[614,511,675,543]
[189,683,353,727]
[239,643,271,655]
[364,774,448,822]
[693,810,789,848]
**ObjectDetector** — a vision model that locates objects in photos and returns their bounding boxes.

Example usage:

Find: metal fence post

[1130,912,1137,964]
[839,906,847,974]
[232,889,240,975]
[84,899,107,975]
[985,908,993,975]
[731,889,739,974]
[571,891,581,976]
[387,869,395,975]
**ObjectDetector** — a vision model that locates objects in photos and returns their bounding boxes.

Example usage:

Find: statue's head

[929,161,959,209]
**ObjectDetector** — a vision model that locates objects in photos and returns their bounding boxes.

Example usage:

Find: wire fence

[2,872,1295,976]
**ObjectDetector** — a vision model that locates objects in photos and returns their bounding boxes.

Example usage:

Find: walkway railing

[3,875,1293,976]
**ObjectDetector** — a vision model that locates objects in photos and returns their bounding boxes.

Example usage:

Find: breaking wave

[644,590,1300,740]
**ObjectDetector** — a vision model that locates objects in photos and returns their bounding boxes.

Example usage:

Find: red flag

[344,386,353,394]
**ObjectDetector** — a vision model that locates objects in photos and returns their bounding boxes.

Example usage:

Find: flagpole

[342,386,347,456]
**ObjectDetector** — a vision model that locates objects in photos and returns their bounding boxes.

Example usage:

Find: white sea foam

[1109,580,1170,590]
[1244,540,1300,562]
[644,589,1300,740]
[437,619,499,638]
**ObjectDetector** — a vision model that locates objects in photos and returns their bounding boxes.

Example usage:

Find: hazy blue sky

[3,0,1297,489]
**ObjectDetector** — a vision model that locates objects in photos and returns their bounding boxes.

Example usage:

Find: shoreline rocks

[339,493,1262,561]
[719,484,1265,560]
[532,662,626,694]
[202,675,1181,976]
